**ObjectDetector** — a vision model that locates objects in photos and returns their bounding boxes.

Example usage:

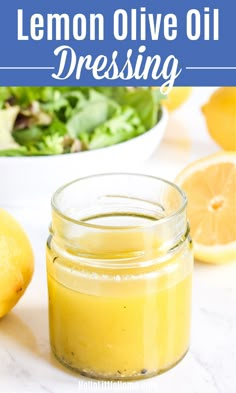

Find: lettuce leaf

[80,106,145,150]
[117,88,163,130]
[67,90,118,138]
[0,134,64,156]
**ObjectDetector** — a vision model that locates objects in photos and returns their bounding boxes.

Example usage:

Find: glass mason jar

[46,174,193,381]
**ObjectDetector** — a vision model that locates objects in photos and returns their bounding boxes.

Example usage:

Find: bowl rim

[0,107,168,161]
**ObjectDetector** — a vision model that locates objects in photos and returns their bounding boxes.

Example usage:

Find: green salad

[0,87,163,156]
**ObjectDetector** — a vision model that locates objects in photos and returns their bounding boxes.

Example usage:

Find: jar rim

[51,173,187,231]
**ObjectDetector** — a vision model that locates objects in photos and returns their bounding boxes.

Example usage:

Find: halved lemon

[176,152,236,264]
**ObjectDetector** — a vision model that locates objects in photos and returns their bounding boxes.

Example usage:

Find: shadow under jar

[46,174,193,381]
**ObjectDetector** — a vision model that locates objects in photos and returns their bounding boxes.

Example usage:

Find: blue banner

[0,0,235,87]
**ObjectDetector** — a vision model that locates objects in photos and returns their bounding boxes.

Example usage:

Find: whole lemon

[202,87,236,151]
[161,87,192,111]
[0,209,34,318]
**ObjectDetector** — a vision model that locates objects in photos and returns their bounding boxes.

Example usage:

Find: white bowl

[0,108,168,207]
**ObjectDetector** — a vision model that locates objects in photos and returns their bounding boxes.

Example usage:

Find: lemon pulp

[176,152,236,264]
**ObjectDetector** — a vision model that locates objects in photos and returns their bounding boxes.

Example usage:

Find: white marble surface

[0,88,236,393]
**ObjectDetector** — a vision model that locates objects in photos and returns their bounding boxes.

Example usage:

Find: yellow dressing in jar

[47,174,193,380]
